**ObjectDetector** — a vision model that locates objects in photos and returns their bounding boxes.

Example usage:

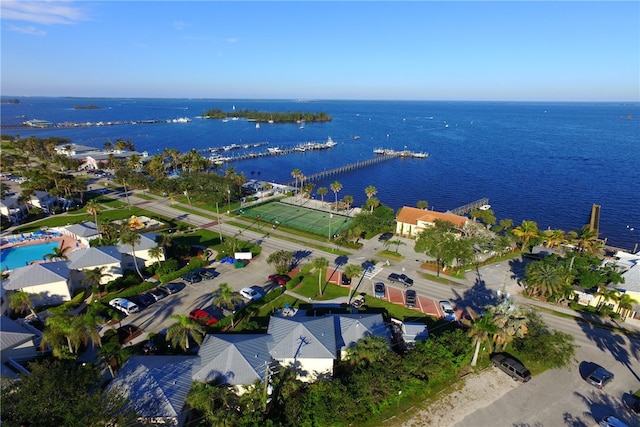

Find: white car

[109,297,139,315]
[439,300,457,321]
[240,287,262,300]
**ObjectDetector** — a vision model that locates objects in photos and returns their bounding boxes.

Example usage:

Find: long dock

[285,155,399,185]
[449,198,490,215]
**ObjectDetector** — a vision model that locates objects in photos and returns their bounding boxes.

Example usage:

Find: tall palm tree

[148,245,164,269]
[312,257,329,296]
[488,299,529,351]
[344,263,364,302]
[166,314,206,351]
[344,335,390,367]
[9,291,39,318]
[365,197,380,212]
[542,228,566,249]
[575,225,602,254]
[120,230,144,279]
[82,266,111,296]
[343,195,353,211]
[524,262,564,300]
[85,199,101,228]
[316,187,328,203]
[330,181,342,211]
[512,220,540,252]
[462,308,497,367]
[616,293,638,320]
[291,168,301,196]
[595,285,620,313]
[364,185,377,212]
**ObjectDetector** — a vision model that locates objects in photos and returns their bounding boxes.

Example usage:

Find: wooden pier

[449,198,490,215]
[285,155,400,185]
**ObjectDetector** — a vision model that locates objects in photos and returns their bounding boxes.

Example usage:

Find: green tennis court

[239,201,352,237]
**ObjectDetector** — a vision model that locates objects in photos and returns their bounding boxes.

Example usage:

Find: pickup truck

[387,273,413,287]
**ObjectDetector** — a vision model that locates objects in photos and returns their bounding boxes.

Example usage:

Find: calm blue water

[0,242,60,271]
[2,98,639,251]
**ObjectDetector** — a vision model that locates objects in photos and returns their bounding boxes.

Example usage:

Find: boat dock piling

[449,198,490,215]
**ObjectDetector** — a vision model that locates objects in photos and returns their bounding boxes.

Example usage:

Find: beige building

[395,206,468,238]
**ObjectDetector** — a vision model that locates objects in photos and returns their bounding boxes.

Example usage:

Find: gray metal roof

[67,246,121,269]
[117,233,158,252]
[0,317,36,352]
[4,261,70,289]
[334,313,391,351]
[193,334,273,385]
[106,356,198,422]
[65,221,100,238]
[268,316,336,360]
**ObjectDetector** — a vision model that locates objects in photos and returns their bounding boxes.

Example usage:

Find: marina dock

[449,198,490,215]
[285,155,400,185]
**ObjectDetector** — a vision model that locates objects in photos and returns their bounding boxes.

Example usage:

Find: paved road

[100,188,640,425]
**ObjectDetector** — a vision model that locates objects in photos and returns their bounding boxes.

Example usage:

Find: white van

[109,298,140,315]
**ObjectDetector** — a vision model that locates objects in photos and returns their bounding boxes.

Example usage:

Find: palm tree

[9,291,39,318]
[120,230,144,279]
[575,225,602,254]
[416,200,429,210]
[462,308,497,367]
[82,266,111,296]
[212,283,243,312]
[384,238,405,254]
[343,263,364,302]
[44,245,71,261]
[330,181,342,211]
[542,228,566,249]
[512,220,540,252]
[85,199,101,228]
[344,335,390,367]
[166,314,206,351]
[291,168,301,196]
[343,195,353,211]
[595,285,620,313]
[365,197,380,212]
[524,262,564,300]
[148,245,164,269]
[488,299,529,351]
[316,187,328,203]
[364,185,377,212]
[616,293,638,320]
[312,257,329,296]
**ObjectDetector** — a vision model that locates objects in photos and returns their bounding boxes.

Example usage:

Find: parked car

[341,274,352,286]
[130,293,154,308]
[491,353,532,382]
[378,232,393,242]
[599,415,629,427]
[189,309,218,326]
[387,272,413,287]
[182,272,202,284]
[268,274,292,286]
[374,282,386,298]
[586,367,614,389]
[405,289,417,308]
[351,293,365,308]
[198,268,216,280]
[109,298,139,315]
[147,288,166,302]
[439,300,457,321]
[623,395,640,414]
[159,282,181,295]
[240,287,262,300]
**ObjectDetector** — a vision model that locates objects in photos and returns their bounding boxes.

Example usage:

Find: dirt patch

[389,368,518,427]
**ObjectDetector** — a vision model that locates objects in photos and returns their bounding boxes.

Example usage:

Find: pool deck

[0,233,86,267]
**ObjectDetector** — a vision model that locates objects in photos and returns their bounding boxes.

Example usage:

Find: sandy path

[386,368,518,427]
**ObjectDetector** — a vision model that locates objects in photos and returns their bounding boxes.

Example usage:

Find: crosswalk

[363,262,385,280]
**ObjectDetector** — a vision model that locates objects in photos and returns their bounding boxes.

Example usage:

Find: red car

[268,274,292,286]
[189,309,218,326]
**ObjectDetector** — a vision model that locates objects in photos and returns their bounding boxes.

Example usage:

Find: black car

[198,268,216,280]
[130,294,154,308]
[341,274,352,286]
[405,289,417,308]
[182,273,202,284]
[374,282,386,298]
[624,395,640,414]
[387,273,413,287]
[378,232,394,242]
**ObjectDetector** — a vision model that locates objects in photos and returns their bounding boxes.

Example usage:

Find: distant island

[73,104,102,110]
[1,98,20,104]
[202,108,332,123]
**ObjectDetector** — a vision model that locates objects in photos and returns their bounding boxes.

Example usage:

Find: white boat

[479,204,491,211]
[324,136,337,147]
[267,147,281,154]
[412,152,429,158]
[255,122,260,129]
[373,148,385,154]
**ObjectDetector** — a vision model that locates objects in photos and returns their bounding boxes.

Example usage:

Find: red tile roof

[397,206,467,228]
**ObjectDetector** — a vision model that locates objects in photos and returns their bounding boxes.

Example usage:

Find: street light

[227,186,231,213]
[328,213,333,241]
[215,202,223,243]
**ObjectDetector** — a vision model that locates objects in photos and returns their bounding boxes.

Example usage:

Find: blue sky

[1,1,638,101]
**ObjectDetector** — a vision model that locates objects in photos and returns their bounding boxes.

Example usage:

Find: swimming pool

[0,242,61,271]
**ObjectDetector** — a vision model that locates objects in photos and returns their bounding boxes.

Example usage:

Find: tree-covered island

[73,104,102,110]
[202,108,332,123]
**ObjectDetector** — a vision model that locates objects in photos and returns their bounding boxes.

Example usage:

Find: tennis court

[239,201,352,237]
